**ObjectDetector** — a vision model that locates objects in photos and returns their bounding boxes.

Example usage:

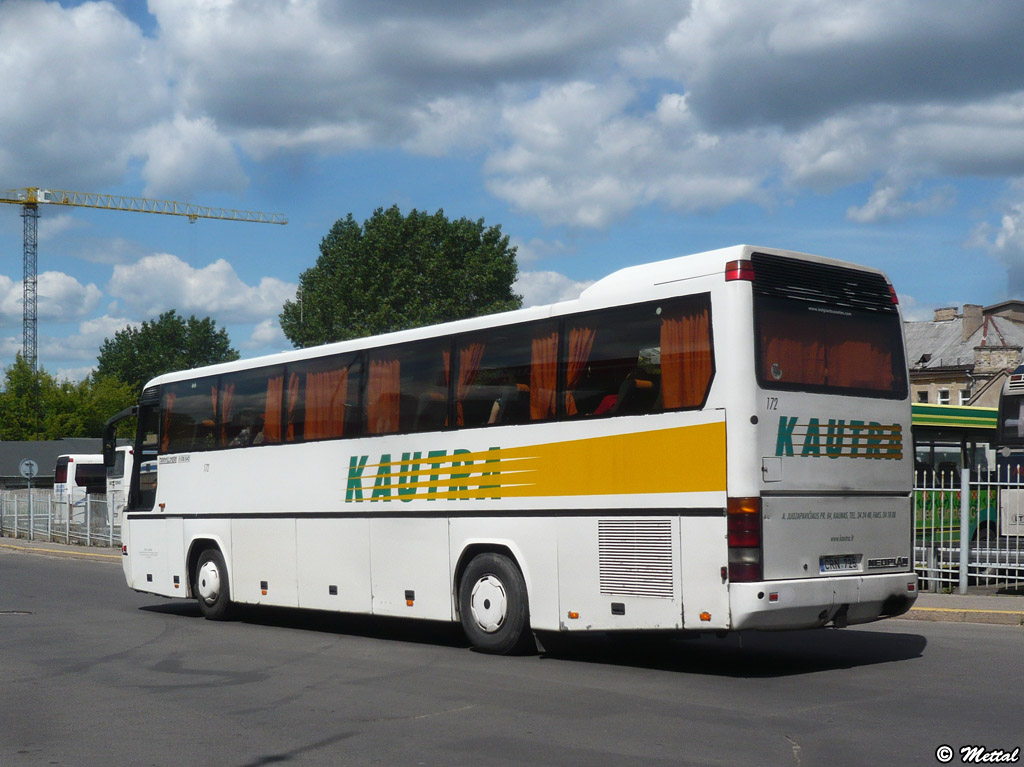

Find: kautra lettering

[346,447,502,502]
[775,416,902,460]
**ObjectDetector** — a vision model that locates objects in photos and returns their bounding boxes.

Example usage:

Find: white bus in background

[105,446,135,521]
[53,454,105,522]
[104,244,917,654]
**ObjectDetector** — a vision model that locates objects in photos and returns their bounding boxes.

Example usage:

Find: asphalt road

[1,547,1020,767]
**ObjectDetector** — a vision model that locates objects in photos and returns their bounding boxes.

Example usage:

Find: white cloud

[514,271,594,307]
[846,180,955,223]
[137,114,248,199]
[486,81,774,226]
[896,294,936,323]
[3,0,1024,239]
[38,214,81,243]
[106,253,296,323]
[38,315,136,379]
[243,319,288,350]
[0,1,168,188]
[0,270,103,326]
[970,200,1024,294]
[511,237,573,267]
[37,272,104,322]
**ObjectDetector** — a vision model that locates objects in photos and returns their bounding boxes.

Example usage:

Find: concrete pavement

[901,591,1024,626]
[3,534,1023,626]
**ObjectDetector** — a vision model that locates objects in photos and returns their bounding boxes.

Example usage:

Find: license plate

[819,554,861,573]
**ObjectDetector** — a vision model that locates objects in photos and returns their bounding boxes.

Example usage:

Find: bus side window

[561,294,713,419]
[562,303,662,419]
[219,365,286,448]
[285,353,362,443]
[455,320,557,428]
[162,377,219,453]
[362,339,455,435]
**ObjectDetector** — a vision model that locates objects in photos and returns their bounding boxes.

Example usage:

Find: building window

[959,389,971,406]
[938,389,950,405]
[917,390,928,403]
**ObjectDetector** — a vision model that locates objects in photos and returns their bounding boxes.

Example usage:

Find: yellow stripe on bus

[351,421,727,501]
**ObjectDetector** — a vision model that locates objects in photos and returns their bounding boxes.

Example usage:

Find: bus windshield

[997,392,1024,448]
[755,296,907,398]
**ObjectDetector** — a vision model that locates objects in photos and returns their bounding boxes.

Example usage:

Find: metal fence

[915,467,1024,594]
[0,489,119,548]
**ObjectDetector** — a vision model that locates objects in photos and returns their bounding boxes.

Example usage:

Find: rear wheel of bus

[459,553,532,655]
[195,548,233,620]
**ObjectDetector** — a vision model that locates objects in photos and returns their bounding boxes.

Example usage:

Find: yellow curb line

[0,542,120,561]
[911,607,1024,616]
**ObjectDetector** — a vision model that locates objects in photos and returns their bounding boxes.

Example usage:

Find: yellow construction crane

[0,187,287,373]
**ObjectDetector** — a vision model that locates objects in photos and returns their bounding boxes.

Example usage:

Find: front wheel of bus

[195,548,233,621]
[459,553,532,655]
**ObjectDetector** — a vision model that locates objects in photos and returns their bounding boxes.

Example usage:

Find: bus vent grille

[598,519,675,598]
[751,252,897,314]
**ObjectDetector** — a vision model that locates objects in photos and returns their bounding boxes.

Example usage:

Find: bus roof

[55,454,104,463]
[141,244,894,390]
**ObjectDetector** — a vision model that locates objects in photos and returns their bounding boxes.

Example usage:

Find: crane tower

[0,187,287,373]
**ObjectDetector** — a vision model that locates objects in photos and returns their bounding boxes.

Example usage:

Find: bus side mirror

[102,435,117,468]
[103,406,138,467]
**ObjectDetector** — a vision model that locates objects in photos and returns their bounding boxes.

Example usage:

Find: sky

[2,0,1024,381]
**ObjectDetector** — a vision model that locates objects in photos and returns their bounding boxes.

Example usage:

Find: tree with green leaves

[0,354,135,440]
[279,206,522,347]
[96,310,239,396]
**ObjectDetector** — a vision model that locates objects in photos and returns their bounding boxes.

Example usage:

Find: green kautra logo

[774,416,902,460]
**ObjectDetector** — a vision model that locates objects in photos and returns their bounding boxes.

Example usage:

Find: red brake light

[888,284,899,305]
[727,496,762,582]
[725,259,755,282]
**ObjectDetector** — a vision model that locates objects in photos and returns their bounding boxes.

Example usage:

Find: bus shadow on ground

[139,601,471,649]
[140,601,925,675]
[535,627,928,677]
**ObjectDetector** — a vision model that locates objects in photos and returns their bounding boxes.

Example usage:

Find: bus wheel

[974,524,998,547]
[195,548,233,621]
[459,553,532,655]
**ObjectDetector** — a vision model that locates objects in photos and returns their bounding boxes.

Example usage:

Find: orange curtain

[564,326,595,416]
[367,355,401,434]
[305,368,349,440]
[161,392,176,452]
[829,340,892,389]
[218,382,235,446]
[758,306,824,388]
[263,375,284,443]
[285,372,300,442]
[457,342,485,426]
[530,331,558,420]
[826,316,894,389]
[662,302,713,409]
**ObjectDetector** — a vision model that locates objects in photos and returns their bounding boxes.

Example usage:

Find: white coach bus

[105,445,135,520]
[104,245,916,653]
[53,453,106,521]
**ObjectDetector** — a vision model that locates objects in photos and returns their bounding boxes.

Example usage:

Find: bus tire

[459,553,532,655]
[195,548,233,621]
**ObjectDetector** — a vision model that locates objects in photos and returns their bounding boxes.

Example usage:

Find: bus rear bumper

[729,572,918,630]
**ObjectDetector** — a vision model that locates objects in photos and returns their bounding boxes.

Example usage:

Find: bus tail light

[728,496,762,582]
[725,259,755,282]
[888,283,899,305]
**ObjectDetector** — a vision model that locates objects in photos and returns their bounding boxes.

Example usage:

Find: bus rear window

[755,296,907,398]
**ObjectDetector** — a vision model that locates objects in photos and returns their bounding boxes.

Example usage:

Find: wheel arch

[452,541,528,620]
[186,536,229,597]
